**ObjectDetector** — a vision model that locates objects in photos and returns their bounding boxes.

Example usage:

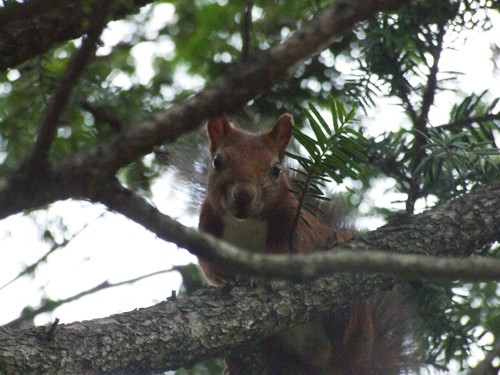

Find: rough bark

[0,276,387,375]
[0,0,155,72]
[0,179,498,374]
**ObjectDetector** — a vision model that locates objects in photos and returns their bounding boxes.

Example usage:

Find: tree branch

[80,101,124,132]
[0,212,104,291]
[241,0,255,61]
[0,0,412,220]
[1,174,498,373]
[2,176,491,373]
[0,0,67,25]
[97,179,500,282]
[0,0,155,71]
[3,268,177,330]
[23,0,112,171]
[436,112,500,131]
[0,272,392,374]
[406,25,446,213]
[397,77,419,125]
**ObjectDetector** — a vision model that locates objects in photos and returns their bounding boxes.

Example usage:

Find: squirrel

[197,114,417,375]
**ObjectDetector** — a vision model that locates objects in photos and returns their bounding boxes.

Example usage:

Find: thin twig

[3,268,176,329]
[45,318,60,341]
[26,0,112,170]
[241,0,255,61]
[436,113,500,131]
[80,101,124,132]
[397,78,418,124]
[0,212,106,291]
[406,26,446,214]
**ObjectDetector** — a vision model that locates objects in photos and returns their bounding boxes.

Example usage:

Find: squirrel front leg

[198,200,233,286]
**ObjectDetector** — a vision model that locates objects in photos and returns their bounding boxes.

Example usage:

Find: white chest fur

[222,215,268,253]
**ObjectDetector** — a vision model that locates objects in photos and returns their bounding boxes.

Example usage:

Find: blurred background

[0,1,499,373]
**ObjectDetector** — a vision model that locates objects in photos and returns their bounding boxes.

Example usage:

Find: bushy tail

[369,288,421,375]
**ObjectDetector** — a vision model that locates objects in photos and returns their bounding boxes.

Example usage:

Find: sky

[0,3,499,373]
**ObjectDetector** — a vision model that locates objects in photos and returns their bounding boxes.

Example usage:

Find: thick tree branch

[0,272,391,374]
[0,0,67,25]
[97,179,500,282]
[0,0,411,220]
[0,0,155,71]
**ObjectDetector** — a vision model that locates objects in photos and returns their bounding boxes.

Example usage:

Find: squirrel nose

[232,184,256,205]
[229,183,257,218]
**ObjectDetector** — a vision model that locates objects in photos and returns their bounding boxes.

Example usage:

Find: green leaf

[336,99,347,124]
[287,95,366,252]
[306,102,329,141]
[343,127,369,144]
[345,108,357,123]
[449,130,470,142]
[286,152,311,166]
[337,135,367,153]
[336,139,368,161]
[293,128,320,156]
[330,95,339,132]
[474,149,500,156]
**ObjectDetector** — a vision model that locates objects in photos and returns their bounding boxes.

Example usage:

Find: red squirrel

[198,114,414,374]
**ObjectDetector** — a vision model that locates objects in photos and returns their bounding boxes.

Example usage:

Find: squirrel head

[206,114,293,220]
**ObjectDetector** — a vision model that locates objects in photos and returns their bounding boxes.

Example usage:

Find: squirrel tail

[368,289,421,374]
[315,288,420,375]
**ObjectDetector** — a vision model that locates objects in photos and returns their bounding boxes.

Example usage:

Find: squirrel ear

[268,113,293,158]
[207,114,232,153]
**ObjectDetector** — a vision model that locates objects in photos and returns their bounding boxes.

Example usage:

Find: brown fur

[198,114,416,374]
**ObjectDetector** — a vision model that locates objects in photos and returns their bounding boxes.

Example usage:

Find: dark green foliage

[290,97,366,184]
[415,125,499,198]
[415,275,500,371]
[0,0,499,373]
[286,96,367,247]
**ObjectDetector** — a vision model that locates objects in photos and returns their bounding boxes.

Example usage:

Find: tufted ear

[267,113,293,159]
[207,114,233,154]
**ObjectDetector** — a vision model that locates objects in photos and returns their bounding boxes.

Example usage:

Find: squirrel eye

[271,162,281,177]
[212,154,222,171]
